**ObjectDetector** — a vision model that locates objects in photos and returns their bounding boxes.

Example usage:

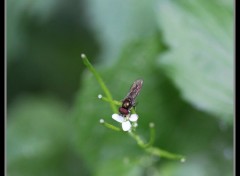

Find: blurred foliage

[7,96,90,176]
[7,0,233,176]
[7,0,100,105]
[157,0,233,122]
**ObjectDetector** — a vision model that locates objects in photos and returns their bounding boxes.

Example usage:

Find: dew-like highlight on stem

[81,53,86,58]
[149,122,155,128]
[180,157,186,163]
[99,119,104,123]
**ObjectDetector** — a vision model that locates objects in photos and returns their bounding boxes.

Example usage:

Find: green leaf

[156,0,234,123]
[7,0,60,61]
[95,158,143,176]
[85,0,157,63]
[7,96,89,176]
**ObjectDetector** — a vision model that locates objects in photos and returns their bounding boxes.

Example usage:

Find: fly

[119,79,143,116]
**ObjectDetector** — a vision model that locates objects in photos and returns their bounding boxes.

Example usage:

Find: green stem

[81,54,118,113]
[129,130,184,161]
[144,123,155,148]
[128,131,146,147]
[100,96,122,106]
[100,120,122,132]
[145,147,185,161]
[131,108,137,114]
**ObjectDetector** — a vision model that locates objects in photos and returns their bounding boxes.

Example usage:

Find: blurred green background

[7,0,234,176]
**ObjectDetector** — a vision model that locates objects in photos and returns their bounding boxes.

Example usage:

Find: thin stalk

[129,129,185,161]
[144,123,155,148]
[145,147,185,161]
[100,119,122,132]
[99,95,122,106]
[81,54,118,113]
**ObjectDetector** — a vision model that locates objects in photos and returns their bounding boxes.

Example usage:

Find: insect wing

[125,79,143,100]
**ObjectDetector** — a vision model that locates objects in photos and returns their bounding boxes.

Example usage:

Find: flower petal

[129,114,138,122]
[122,121,132,131]
[112,114,124,123]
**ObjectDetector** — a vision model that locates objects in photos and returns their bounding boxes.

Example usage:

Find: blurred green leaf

[85,0,157,63]
[95,158,143,176]
[7,0,59,61]
[7,96,89,176]
[156,0,234,123]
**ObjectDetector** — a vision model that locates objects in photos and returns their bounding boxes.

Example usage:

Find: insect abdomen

[119,107,129,115]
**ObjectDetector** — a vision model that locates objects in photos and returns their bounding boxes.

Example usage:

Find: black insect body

[119,79,143,116]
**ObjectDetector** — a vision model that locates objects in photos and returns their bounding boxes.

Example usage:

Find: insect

[119,79,143,116]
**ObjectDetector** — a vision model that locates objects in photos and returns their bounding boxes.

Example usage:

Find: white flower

[112,114,139,131]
